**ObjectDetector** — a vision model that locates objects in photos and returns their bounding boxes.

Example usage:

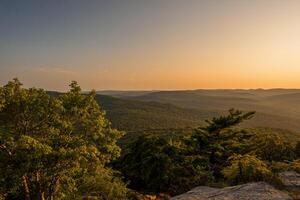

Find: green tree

[116,135,211,195]
[189,109,255,179]
[0,79,126,200]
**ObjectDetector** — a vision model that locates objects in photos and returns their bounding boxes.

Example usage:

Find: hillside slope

[94,94,217,131]
[48,91,300,138]
[123,89,300,132]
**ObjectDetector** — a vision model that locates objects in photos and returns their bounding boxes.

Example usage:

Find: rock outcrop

[279,171,300,199]
[279,171,300,189]
[171,182,292,200]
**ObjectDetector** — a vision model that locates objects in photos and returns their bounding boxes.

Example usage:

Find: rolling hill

[94,94,217,131]
[47,90,300,141]
[96,89,300,134]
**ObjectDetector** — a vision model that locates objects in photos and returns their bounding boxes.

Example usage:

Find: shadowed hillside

[50,91,300,137]
[110,89,300,132]
[94,94,217,131]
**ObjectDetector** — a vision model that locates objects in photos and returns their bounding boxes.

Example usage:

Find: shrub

[250,133,295,162]
[222,154,272,184]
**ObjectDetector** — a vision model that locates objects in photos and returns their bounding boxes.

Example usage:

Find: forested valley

[1,79,300,200]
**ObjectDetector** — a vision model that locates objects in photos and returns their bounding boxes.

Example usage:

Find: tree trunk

[21,175,31,200]
[36,172,45,200]
[238,161,243,183]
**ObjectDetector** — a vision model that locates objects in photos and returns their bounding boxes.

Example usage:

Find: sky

[1,0,300,91]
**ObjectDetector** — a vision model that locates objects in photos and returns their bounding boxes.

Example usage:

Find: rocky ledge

[171,182,292,200]
[279,171,300,199]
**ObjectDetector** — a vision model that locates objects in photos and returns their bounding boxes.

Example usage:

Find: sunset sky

[1,0,300,91]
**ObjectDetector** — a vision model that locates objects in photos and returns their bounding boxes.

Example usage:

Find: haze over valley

[96,89,300,133]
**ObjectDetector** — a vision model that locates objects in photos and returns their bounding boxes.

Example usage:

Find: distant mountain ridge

[48,90,300,139]
[95,90,157,98]
[96,89,300,98]
[96,89,300,134]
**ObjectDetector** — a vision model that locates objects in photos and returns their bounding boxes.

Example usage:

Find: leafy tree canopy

[0,79,126,200]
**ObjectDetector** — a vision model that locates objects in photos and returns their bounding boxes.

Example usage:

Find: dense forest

[1,79,300,199]
[98,89,300,132]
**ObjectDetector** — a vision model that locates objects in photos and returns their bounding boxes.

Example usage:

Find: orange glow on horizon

[2,1,300,91]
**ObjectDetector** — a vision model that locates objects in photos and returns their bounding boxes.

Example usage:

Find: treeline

[115,109,300,196]
[94,94,213,131]
[0,79,300,199]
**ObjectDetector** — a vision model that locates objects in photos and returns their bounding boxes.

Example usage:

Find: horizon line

[88,88,300,92]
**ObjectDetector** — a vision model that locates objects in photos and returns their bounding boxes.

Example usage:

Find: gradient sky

[1,0,300,91]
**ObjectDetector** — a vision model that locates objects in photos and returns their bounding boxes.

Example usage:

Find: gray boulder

[171,182,292,200]
[279,171,300,189]
[279,171,300,199]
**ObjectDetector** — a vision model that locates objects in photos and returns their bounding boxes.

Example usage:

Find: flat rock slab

[279,171,300,188]
[171,182,292,200]
[279,171,300,200]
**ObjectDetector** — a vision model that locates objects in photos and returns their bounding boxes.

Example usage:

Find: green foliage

[222,154,272,184]
[271,160,300,174]
[249,132,295,162]
[94,95,212,132]
[286,160,300,173]
[202,109,255,133]
[247,127,300,145]
[295,141,300,158]
[0,79,126,200]
[87,93,300,143]
[2,80,300,198]
[116,108,300,195]
[189,109,255,179]
[75,167,127,200]
[109,105,300,197]
[116,135,212,195]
